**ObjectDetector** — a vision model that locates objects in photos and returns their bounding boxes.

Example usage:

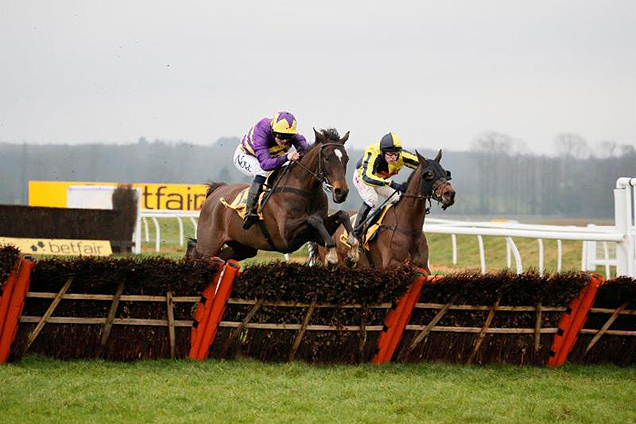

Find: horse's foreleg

[324,210,359,265]
[413,236,431,273]
[219,241,258,262]
[307,215,338,266]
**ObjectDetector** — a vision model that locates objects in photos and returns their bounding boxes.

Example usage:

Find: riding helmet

[379,132,403,153]
[271,112,298,135]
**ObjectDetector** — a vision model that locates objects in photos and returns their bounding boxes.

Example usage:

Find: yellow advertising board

[28,181,209,211]
[0,237,112,256]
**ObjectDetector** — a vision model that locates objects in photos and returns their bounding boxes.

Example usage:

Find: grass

[427,233,585,275]
[2,357,635,424]
[6,219,633,423]
[139,217,600,275]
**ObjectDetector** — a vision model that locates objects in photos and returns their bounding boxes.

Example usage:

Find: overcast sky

[1,0,634,154]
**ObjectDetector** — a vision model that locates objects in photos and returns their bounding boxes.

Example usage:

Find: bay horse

[308,150,455,271]
[188,128,359,264]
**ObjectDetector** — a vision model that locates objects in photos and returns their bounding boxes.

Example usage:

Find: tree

[554,133,590,159]
[595,141,619,158]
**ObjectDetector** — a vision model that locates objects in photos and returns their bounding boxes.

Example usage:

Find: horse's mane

[269,128,342,184]
[306,128,341,152]
[405,157,423,186]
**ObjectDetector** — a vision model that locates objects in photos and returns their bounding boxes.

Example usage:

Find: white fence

[139,210,199,253]
[133,177,636,277]
[423,177,636,277]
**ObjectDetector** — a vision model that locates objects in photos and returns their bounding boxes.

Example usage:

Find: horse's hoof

[344,257,357,267]
[325,247,338,266]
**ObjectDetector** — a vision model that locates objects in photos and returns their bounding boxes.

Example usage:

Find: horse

[188,128,359,264]
[308,150,455,271]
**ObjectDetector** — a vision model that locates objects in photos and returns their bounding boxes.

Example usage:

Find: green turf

[1,357,634,424]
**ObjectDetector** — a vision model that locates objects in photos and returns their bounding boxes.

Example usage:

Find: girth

[271,186,313,200]
[257,220,278,251]
[256,186,313,251]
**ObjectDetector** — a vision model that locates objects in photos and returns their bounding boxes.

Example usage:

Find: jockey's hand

[287,152,300,161]
[389,180,407,193]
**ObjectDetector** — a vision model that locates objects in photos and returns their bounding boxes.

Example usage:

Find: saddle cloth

[218,170,290,219]
[340,204,394,250]
[219,187,265,220]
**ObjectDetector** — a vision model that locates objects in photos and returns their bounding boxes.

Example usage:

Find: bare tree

[595,141,619,158]
[554,133,590,159]
[471,131,513,154]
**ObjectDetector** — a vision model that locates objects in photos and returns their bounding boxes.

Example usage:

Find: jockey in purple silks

[233,111,309,229]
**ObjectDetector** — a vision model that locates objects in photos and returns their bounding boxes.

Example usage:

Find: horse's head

[414,150,456,210]
[312,128,350,203]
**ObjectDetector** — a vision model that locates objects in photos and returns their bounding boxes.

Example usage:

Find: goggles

[274,132,294,141]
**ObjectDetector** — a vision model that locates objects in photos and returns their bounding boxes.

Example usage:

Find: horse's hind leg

[218,241,258,262]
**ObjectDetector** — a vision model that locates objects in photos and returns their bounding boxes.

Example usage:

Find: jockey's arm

[402,150,419,169]
[253,134,288,171]
[291,133,309,154]
[360,150,390,187]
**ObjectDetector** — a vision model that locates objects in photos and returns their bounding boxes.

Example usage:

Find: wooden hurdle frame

[3,260,635,365]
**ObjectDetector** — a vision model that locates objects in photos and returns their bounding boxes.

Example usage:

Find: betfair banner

[29,181,209,211]
[0,237,112,256]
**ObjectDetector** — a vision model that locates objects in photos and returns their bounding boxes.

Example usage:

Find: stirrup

[242,213,259,230]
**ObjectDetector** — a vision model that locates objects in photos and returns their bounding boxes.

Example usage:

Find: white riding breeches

[353,172,400,208]
[233,145,269,178]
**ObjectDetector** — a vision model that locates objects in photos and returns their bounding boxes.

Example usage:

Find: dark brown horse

[188,128,359,264]
[309,150,455,271]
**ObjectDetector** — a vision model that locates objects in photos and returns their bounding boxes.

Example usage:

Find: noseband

[294,142,346,192]
[400,164,452,212]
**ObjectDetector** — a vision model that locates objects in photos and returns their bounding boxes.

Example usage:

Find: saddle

[219,173,279,219]
[219,187,266,220]
[340,204,394,250]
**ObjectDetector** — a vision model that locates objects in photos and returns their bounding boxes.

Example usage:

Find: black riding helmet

[379,132,403,153]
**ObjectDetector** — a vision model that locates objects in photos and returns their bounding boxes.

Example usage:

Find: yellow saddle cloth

[220,187,265,220]
[340,204,394,250]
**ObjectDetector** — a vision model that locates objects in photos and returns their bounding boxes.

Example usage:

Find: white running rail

[423,177,636,277]
[139,210,199,253]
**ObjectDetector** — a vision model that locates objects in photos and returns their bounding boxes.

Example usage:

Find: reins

[360,167,452,238]
[259,142,345,208]
[292,142,344,192]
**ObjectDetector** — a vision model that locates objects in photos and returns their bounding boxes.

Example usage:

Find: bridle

[293,142,346,193]
[400,164,453,212]
[377,164,453,241]
[261,142,346,205]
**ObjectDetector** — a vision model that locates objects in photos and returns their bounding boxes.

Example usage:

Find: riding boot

[243,175,266,230]
[353,202,372,238]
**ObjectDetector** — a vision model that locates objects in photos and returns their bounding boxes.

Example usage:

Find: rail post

[372,268,428,364]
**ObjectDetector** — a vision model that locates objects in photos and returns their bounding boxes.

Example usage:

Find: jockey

[352,132,418,236]
[233,111,309,229]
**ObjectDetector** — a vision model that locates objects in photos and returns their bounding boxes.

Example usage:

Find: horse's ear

[415,149,428,166]
[313,127,325,144]
[340,131,350,144]
[434,149,442,163]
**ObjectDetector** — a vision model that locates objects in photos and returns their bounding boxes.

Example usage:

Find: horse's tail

[307,241,321,267]
[205,182,227,198]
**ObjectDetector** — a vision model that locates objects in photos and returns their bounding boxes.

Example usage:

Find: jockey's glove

[389,180,408,193]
